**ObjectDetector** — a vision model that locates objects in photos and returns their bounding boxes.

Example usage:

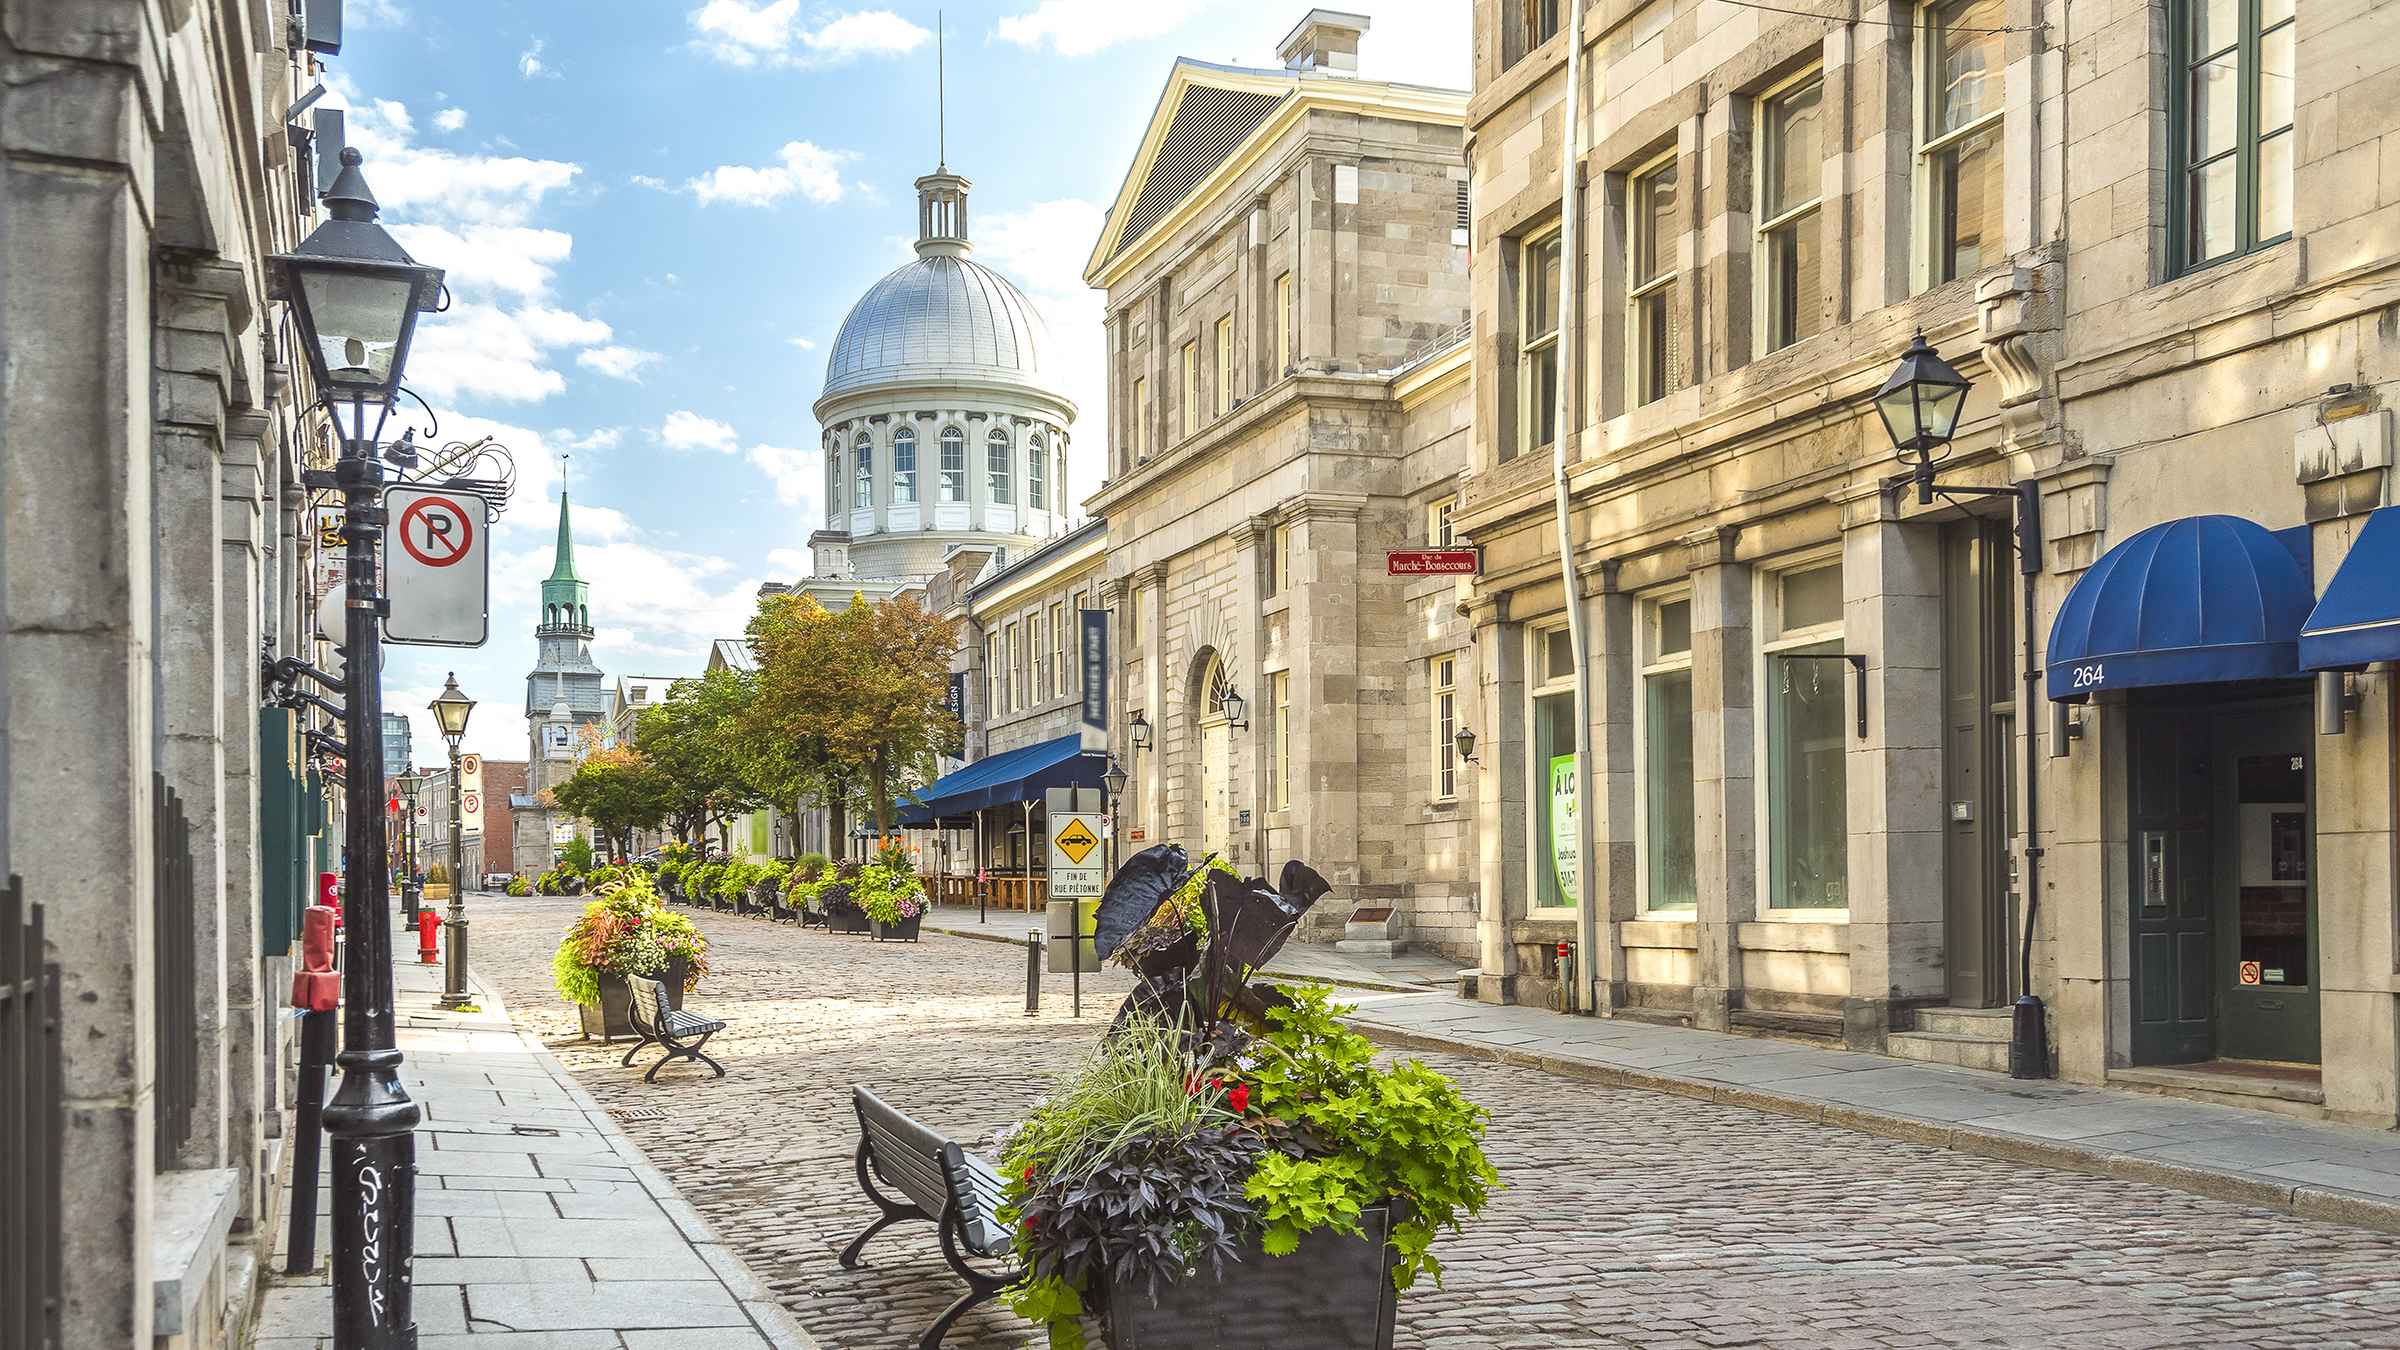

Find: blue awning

[2046,514,2315,701]
[2301,506,2400,671]
[896,732,1102,825]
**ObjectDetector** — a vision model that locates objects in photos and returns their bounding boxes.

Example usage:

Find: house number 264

[2068,663,2106,690]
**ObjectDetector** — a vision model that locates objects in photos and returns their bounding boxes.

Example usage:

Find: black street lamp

[429,674,476,1012]
[1221,687,1249,731]
[397,770,427,923]
[1128,711,1152,751]
[1873,333,2049,1081]
[1453,726,1479,765]
[1100,757,1128,800]
[267,145,444,1350]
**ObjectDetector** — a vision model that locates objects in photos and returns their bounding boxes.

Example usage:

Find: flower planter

[1103,1204,1400,1350]
[869,913,922,942]
[826,907,870,935]
[577,973,638,1042]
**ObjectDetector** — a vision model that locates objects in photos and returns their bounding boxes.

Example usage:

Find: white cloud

[387,223,569,297]
[786,336,817,350]
[689,2,929,68]
[576,345,663,381]
[433,107,468,132]
[766,547,812,575]
[514,304,613,348]
[994,0,1205,56]
[629,174,671,191]
[978,198,1109,518]
[746,442,820,510]
[557,427,626,452]
[352,0,409,25]
[406,301,612,403]
[518,38,558,79]
[660,410,739,453]
[687,141,855,207]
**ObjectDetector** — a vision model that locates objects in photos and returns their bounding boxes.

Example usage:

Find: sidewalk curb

[463,965,826,1350]
[922,920,1435,995]
[1348,1019,2400,1238]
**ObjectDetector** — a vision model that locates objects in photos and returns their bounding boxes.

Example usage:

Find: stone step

[1728,1008,1844,1043]
[1885,1029,2012,1073]
[1909,1005,2015,1040]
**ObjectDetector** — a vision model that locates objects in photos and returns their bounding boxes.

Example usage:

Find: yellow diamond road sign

[1055,817,1099,865]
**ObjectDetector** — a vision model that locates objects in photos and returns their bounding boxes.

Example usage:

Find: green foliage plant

[505,876,531,897]
[426,862,449,886]
[853,859,925,925]
[559,836,595,872]
[550,872,708,1006]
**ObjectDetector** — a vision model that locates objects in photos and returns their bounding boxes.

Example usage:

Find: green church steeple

[539,492,591,634]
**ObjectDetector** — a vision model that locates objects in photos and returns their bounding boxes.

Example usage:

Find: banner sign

[946,672,967,724]
[1548,753,1581,905]
[1387,548,1480,576]
[1080,609,1108,731]
[383,486,490,647]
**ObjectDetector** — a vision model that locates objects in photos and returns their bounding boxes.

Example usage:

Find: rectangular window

[1530,624,1579,911]
[1049,602,1066,702]
[987,635,1002,714]
[1629,154,1682,406]
[940,429,966,502]
[1011,621,1026,713]
[989,432,1014,505]
[1515,229,1562,460]
[1267,523,1292,597]
[1028,439,1047,514]
[1920,0,2005,287]
[1215,315,1235,415]
[1275,272,1293,375]
[1524,0,1560,46]
[1271,671,1292,811]
[1432,654,1458,802]
[1640,597,1696,912]
[892,432,918,505]
[1429,496,1457,548]
[1181,341,1199,437]
[1758,71,1825,352]
[1132,376,1150,461]
[1766,564,1849,910]
[854,441,874,510]
[1030,610,1047,702]
[1129,585,1143,648]
[2172,0,2294,272]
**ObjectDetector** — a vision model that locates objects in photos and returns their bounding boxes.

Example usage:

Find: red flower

[1022,1213,1038,1232]
[1226,1083,1251,1114]
[1022,1166,1035,1183]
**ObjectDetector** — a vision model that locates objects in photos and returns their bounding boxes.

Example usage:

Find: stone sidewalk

[928,904,2400,1237]
[253,932,818,1349]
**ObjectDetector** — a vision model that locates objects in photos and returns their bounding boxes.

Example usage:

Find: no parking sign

[383,486,489,647]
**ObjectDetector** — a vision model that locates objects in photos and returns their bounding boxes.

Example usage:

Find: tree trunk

[871,746,891,842]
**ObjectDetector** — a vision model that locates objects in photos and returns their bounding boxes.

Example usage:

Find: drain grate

[611,1105,667,1123]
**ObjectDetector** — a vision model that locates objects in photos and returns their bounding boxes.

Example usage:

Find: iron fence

[153,775,197,1169]
[1,873,64,1349]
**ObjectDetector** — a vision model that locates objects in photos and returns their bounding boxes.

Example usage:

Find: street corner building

[1082,11,1483,958]
[2,0,370,1344]
[1456,0,2400,1120]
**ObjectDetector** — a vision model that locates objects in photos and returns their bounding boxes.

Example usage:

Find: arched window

[1027,432,1047,514]
[853,432,873,510]
[828,435,843,506]
[987,427,1014,505]
[578,606,588,627]
[939,426,966,502]
[892,426,918,505]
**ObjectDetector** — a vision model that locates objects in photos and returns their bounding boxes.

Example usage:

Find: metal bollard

[1556,941,1576,1015]
[1025,928,1042,1016]
[1071,930,1082,1020]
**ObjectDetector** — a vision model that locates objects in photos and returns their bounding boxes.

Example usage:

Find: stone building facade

[1,0,352,1343]
[515,494,608,875]
[1087,12,1483,955]
[1457,0,2400,1120]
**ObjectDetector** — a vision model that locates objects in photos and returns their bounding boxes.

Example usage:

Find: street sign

[383,486,489,647]
[1387,548,1480,576]
[1080,610,1108,731]
[1049,812,1104,898]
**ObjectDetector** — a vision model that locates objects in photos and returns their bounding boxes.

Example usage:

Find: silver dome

[820,254,1056,401]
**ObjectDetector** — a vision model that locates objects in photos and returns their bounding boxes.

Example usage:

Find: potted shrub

[820,860,869,934]
[788,852,832,928]
[504,876,532,898]
[689,861,725,911]
[755,858,795,921]
[994,847,1497,1350]
[551,873,710,1039]
[856,847,927,941]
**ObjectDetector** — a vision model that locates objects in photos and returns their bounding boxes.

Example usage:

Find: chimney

[1278,8,1370,76]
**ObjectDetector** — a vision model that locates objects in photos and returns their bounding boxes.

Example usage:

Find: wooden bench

[621,975,727,1083]
[842,1087,1022,1349]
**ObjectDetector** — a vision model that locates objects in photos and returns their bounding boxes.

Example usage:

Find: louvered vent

[1116,86,1288,261]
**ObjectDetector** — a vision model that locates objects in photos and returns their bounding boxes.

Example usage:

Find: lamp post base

[437,906,473,1010]
[2009,994,2048,1079]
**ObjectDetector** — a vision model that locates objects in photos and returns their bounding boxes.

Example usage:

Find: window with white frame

[1215,315,1235,415]
[1629,153,1682,406]
[1028,433,1047,515]
[1639,595,1696,912]
[1529,623,1580,911]
[1275,273,1292,375]
[1133,376,1151,460]
[1180,341,1200,436]
[1049,602,1065,702]
[1919,0,2005,287]
[1764,562,1848,910]
[1429,496,1457,548]
[892,426,918,505]
[1006,620,1023,713]
[1029,608,1047,702]
[1268,523,1292,597]
[853,435,874,510]
[940,426,966,502]
[1515,228,1561,461]
[988,428,1014,505]
[1270,670,1292,810]
[1758,70,1825,353]
[985,634,1001,713]
[1431,654,1459,802]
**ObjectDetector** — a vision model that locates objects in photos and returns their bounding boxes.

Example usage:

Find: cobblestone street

[471,894,2400,1349]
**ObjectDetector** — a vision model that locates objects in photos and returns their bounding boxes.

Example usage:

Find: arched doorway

[1193,651,1235,860]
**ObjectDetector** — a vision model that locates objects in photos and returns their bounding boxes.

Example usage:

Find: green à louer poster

[1549,753,1580,904]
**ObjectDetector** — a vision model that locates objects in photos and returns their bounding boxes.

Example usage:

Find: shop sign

[1549,754,1580,904]
[1387,549,1480,576]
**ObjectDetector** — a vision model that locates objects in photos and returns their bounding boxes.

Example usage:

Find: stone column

[1687,529,1755,1031]
[1840,498,1947,1051]
[4,2,159,1331]
[1137,561,1168,842]
[221,409,272,1229]
[1588,566,1638,1011]
[1285,496,1367,894]
[1470,594,1526,1001]
[1229,516,1269,870]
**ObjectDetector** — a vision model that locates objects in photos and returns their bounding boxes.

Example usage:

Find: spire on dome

[548,491,579,584]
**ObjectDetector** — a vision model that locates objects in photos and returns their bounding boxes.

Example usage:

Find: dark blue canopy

[2300,506,2400,671]
[2046,514,2314,701]
[896,732,1103,826]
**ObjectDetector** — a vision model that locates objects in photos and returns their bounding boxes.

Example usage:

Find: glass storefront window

[1768,637,1849,909]
[1642,595,1695,911]
[1533,689,1579,910]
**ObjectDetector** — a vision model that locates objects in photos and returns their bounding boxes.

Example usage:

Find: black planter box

[1103,1204,1399,1350]
[870,913,922,942]
[826,907,870,935]
[577,973,636,1042]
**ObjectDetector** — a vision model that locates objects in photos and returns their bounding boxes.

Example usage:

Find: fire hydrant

[418,908,441,965]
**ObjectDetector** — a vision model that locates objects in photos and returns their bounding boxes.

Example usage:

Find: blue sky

[344,0,1469,763]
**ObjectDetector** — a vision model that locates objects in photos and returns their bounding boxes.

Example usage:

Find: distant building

[513,494,608,873]
[382,711,414,774]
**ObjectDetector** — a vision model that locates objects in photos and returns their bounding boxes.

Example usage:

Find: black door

[2212,706,2318,1063]
[1942,522,2013,1006]
[2129,705,2215,1065]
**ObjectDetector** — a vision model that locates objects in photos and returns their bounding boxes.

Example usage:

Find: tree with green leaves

[747,591,960,840]
[549,742,668,862]
[633,667,763,855]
